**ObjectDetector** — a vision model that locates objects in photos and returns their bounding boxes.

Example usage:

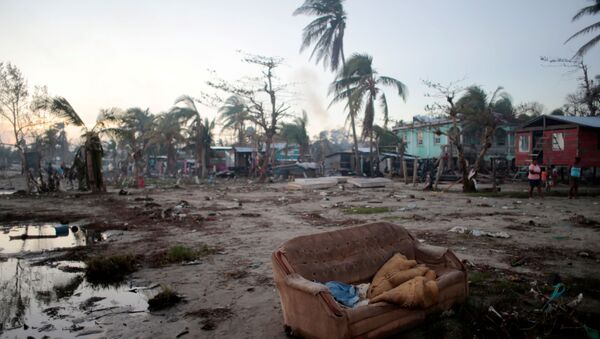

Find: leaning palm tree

[456,85,512,192]
[34,96,111,192]
[565,0,600,57]
[218,95,249,146]
[294,0,362,174]
[171,95,207,177]
[330,54,407,177]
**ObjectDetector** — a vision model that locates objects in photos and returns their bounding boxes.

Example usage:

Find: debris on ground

[448,226,510,238]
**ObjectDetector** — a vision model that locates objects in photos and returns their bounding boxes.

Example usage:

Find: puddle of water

[0,257,149,337]
[0,190,15,195]
[0,224,96,255]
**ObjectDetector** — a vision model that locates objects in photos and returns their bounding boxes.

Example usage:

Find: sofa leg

[284,325,299,338]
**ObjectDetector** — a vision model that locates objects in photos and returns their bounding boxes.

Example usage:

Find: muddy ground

[1,177,600,338]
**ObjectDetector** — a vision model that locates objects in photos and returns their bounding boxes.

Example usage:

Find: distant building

[209,146,235,172]
[393,117,516,164]
[393,118,454,160]
[514,115,600,168]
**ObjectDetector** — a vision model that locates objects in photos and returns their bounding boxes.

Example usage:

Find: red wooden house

[514,115,600,168]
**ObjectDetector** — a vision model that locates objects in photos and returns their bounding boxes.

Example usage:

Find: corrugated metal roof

[547,115,600,128]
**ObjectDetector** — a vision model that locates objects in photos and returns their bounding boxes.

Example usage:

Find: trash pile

[448,226,510,239]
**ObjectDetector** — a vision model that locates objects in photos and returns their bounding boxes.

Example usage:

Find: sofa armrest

[285,273,329,295]
[414,243,464,271]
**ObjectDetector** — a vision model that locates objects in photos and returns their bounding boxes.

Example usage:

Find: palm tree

[171,95,208,177]
[280,111,310,161]
[102,107,156,184]
[456,85,511,191]
[294,0,362,174]
[330,53,407,176]
[34,96,110,192]
[566,0,600,57]
[218,95,249,146]
[152,111,187,176]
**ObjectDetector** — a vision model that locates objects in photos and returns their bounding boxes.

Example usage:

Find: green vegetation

[150,244,218,267]
[85,254,137,285]
[148,285,182,311]
[343,206,391,214]
[167,245,199,263]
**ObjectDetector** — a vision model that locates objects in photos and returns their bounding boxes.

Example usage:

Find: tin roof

[520,115,600,129]
[547,115,600,128]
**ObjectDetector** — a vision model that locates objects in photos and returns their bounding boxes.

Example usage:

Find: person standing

[569,157,582,199]
[528,158,543,198]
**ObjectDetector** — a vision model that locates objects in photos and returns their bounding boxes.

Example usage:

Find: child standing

[541,167,549,192]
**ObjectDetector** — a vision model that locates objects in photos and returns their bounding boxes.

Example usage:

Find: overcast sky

[1,0,599,140]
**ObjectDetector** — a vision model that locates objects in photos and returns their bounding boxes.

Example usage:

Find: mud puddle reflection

[0,224,151,337]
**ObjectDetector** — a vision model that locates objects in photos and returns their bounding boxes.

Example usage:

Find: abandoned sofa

[271,222,468,338]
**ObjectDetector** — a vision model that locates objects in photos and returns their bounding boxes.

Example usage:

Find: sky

[1,0,599,142]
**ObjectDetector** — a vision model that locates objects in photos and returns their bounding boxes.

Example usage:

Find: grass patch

[150,243,218,267]
[167,245,198,262]
[85,254,137,285]
[148,285,182,311]
[343,207,392,214]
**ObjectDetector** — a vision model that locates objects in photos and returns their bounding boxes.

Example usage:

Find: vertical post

[435,155,444,190]
[412,158,418,187]
[492,158,497,192]
[402,158,408,184]
[386,158,392,178]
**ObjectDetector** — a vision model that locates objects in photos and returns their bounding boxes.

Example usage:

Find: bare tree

[541,57,598,116]
[423,80,471,191]
[206,54,291,181]
[0,63,54,191]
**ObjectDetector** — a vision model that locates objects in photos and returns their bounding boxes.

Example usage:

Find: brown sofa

[271,222,468,338]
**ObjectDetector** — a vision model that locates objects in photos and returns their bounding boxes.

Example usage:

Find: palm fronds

[566,0,600,57]
[35,96,85,127]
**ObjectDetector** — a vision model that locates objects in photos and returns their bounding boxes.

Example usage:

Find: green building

[393,118,454,159]
[393,117,516,163]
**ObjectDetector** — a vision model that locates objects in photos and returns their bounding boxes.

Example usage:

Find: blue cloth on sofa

[325,281,359,307]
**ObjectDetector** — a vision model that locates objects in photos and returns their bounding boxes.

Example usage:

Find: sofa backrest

[278,222,416,284]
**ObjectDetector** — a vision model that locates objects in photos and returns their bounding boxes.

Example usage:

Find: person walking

[528,157,543,199]
[569,157,582,199]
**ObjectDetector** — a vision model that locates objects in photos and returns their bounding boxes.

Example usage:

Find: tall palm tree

[218,95,249,146]
[34,96,111,192]
[294,0,362,174]
[330,54,407,176]
[566,0,600,57]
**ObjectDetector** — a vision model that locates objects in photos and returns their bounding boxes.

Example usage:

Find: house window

[417,131,423,145]
[552,133,564,151]
[495,129,507,146]
[519,135,530,153]
[433,135,441,144]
